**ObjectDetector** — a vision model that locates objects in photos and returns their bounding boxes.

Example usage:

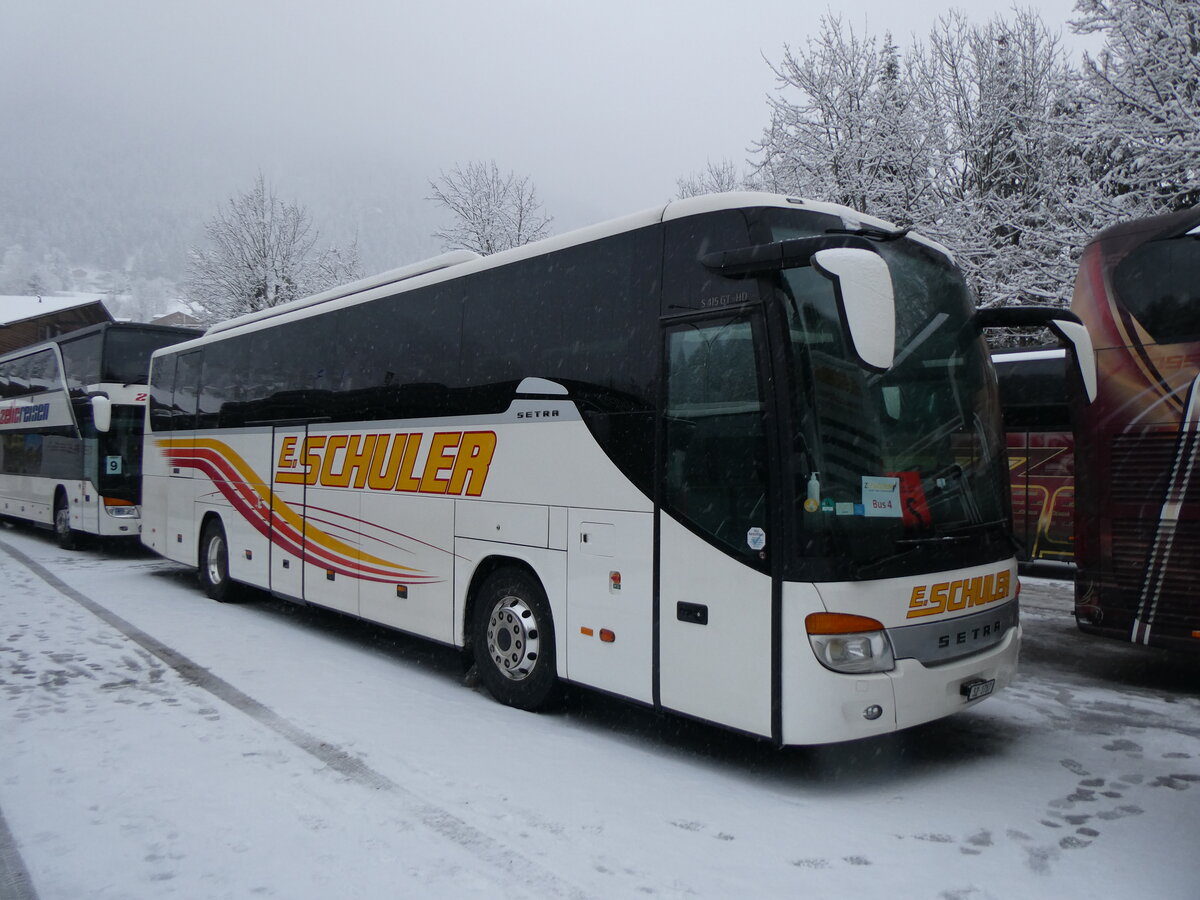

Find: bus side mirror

[812,248,896,372]
[90,394,112,433]
[975,306,1097,403]
[1048,319,1097,404]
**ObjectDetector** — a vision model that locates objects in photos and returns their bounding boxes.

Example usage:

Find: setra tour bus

[1071,206,1200,653]
[0,321,199,548]
[992,347,1075,563]
[140,192,1092,744]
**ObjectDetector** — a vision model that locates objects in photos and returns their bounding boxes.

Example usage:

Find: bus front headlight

[805,613,896,674]
[102,497,139,518]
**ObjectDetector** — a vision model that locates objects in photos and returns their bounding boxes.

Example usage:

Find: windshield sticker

[746,527,766,551]
[862,476,902,517]
[835,502,854,516]
[889,470,931,527]
[820,497,836,513]
[803,498,819,513]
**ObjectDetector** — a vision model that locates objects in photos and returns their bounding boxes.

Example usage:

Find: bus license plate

[961,678,995,701]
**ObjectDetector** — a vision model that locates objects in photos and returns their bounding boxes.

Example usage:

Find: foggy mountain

[0,127,445,295]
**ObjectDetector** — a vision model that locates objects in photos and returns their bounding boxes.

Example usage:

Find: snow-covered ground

[1,523,1197,899]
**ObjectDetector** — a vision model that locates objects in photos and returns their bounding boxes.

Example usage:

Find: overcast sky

[2,0,1097,262]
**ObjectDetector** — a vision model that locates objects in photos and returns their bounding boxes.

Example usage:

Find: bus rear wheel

[53,494,79,551]
[472,568,559,711]
[199,519,236,602]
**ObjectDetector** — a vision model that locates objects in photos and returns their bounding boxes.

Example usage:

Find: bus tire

[53,493,79,551]
[472,568,559,711]
[199,518,236,602]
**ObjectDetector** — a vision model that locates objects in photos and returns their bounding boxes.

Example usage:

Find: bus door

[269,425,308,602]
[288,426,361,617]
[657,313,777,738]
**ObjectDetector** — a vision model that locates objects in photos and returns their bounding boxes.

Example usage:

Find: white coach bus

[141,192,1089,745]
[0,322,198,547]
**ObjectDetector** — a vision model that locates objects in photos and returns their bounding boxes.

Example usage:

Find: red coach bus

[1071,206,1200,653]
[993,348,1074,563]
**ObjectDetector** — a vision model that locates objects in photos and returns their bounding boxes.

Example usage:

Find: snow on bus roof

[0,293,110,326]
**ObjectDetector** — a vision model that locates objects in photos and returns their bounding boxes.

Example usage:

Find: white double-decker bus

[0,322,198,547]
[141,193,1090,745]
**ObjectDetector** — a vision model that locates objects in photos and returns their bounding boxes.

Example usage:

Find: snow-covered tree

[428,161,552,255]
[186,174,361,323]
[1072,0,1200,211]
[749,11,1107,325]
[752,20,933,224]
[675,158,745,198]
[916,10,1095,313]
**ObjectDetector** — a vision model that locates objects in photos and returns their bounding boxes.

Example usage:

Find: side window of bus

[1114,237,1200,344]
[335,284,463,420]
[661,212,756,316]
[149,356,177,432]
[27,351,57,393]
[198,339,245,428]
[172,351,202,430]
[664,316,770,563]
[60,333,102,394]
[5,356,31,397]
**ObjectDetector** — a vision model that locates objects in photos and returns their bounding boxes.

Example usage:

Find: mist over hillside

[0,115,610,318]
[0,127,443,296]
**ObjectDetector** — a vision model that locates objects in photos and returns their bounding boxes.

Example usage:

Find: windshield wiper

[853,519,1012,577]
[825,225,911,242]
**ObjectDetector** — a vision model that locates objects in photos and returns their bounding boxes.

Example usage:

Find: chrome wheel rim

[55,506,70,538]
[205,533,226,585]
[486,594,540,681]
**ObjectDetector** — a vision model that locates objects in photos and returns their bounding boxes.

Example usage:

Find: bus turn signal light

[805,613,886,635]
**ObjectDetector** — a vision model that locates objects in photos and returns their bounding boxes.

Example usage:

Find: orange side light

[805,612,886,635]
[599,629,615,643]
[580,626,594,637]
[102,497,135,507]
[1191,631,1200,640]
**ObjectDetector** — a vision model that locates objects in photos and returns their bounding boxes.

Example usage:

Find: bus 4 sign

[861,476,902,517]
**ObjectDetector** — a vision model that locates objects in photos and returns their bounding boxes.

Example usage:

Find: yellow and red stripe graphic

[156,437,441,585]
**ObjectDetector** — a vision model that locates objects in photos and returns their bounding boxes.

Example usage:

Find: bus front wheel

[199,519,236,602]
[472,568,559,711]
[54,494,79,551]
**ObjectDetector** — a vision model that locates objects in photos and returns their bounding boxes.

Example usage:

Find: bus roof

[174,192,950,353]
[1089,204,1200,249]
[0,320,201,364]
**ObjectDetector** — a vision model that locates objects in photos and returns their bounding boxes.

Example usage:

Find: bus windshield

[96,405,146,502]
[767,217,1008,578]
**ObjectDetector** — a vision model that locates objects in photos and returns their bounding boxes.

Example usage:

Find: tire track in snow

[0,802,40,900]
[0,538,590,900]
